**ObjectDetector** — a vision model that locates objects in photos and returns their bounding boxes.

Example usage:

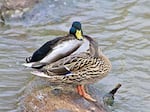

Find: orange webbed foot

[76,85,96,102]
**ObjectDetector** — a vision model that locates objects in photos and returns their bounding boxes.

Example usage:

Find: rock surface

[2,0,40,10]
[0,0,41,23]
[21,78,111,112]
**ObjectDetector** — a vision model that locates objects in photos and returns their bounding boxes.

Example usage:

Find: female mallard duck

[31,46,111,102]
[23,21,93,68]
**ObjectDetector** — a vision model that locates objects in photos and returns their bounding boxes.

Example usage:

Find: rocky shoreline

[0,0,41,23]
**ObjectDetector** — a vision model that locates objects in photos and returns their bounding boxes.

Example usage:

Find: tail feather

[22,62,46,69]
[22,62,34,67]
[31,71,51,78]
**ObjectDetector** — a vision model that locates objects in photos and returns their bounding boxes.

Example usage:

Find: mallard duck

[103,83,121,106]
[23,21,93,68]
[31,46,111,102]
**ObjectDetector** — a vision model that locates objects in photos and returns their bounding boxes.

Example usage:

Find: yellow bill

[75,30,83,40]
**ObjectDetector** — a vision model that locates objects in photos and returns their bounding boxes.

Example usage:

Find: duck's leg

[76,85,96,102]
[77,85,83,96]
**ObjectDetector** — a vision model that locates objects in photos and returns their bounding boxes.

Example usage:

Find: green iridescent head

[69,21,83,40]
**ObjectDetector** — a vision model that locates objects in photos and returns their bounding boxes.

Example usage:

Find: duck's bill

[31,71,51,78]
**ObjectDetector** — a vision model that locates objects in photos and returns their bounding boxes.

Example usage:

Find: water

[0,0,150,111]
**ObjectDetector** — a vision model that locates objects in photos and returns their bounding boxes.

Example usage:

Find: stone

[0,0,42,23]
[21,78,111,112]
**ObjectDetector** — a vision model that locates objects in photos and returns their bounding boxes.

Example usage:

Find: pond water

[0,0,149,112]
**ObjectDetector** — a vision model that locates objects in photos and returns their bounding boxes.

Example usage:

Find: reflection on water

[0,0,150,111]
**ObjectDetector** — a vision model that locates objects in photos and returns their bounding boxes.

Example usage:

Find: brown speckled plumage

[32,48,111,85]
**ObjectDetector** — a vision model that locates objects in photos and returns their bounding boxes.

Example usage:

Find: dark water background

[0,0,149,111]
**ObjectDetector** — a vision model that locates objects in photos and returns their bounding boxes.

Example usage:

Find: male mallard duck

[23,21,93,68]
[31,46,111,102]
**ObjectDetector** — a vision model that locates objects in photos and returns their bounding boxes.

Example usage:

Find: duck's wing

[27,37,61,63]
[23,35,83,68]
[31,53,91,77]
